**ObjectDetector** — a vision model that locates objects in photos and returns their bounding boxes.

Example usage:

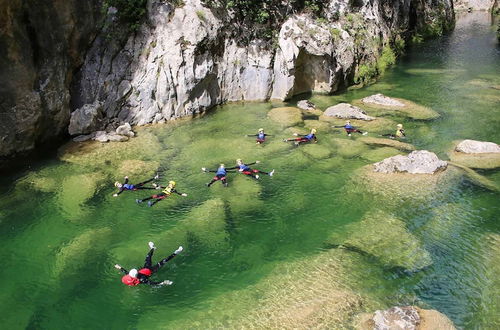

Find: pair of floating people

[202,159,275,187]
[115,242,183,286]
[113,175,187,207]
[246,128,318,146]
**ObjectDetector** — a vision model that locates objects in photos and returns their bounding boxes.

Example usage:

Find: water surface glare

[0,11,499,329]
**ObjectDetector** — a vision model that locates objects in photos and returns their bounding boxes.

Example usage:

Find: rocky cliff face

[0,0,454,164]
[0,0,102,164]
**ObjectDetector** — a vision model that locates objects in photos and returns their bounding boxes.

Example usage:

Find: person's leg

[151,253,177,273]
[221,177,228,186]
[144,248,155,268]
[137,196,154,203]
[136,186,156,190]
[207,176,219,187]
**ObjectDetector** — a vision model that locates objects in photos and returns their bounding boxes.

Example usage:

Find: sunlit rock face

[0,0,454,164]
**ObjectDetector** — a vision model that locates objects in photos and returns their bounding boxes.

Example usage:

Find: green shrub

[376,46,396,73]
[104,0,147,31]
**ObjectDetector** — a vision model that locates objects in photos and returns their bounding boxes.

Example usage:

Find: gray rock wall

[0,0,102,162]
[0,0,454,164]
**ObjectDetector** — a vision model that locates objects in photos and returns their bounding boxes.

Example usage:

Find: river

[0,11,498,329]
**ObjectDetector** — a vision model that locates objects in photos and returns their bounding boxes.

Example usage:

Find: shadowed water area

[0,12,499,329]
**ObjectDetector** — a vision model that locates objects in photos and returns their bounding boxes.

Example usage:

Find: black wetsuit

[137,186,185,206]
[116,177,157,195]
[227,162,272,179]
[205,166,235,186]
[118,248,178,286]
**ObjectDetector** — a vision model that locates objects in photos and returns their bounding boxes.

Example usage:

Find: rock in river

[323,103,375,121]
[374,150,447,174]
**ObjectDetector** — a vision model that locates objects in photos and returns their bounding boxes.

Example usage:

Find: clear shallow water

[1,12,499,329]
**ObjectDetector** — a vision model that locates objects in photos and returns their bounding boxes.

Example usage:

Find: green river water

[0,12,499,330]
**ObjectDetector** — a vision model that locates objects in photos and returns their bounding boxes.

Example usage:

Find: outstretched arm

[202,168,217,173]
[173,189,187,197]
[114,264,128,275]
[246,134,258,137]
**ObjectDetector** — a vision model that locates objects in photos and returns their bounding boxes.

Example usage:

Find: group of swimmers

[113,120,406,286]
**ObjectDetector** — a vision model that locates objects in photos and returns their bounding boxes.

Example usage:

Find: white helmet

[129,269,138,278]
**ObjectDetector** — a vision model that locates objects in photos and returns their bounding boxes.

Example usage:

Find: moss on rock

[362,147,403,163]
[329,211,432,271]
[330,138,369,158]
[268,107,304,127]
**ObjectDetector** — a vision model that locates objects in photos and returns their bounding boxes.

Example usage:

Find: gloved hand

[174,246,183,254]
[161,280,173,285]
[181,193,187,197]
[114,264,122,269]
[201,167,207,172]
[255,160,260,164]
[113,193,118,197]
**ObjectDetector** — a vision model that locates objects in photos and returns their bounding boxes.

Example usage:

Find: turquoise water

[1,12,499,329]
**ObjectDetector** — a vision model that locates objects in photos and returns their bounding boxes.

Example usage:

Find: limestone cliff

[0,0,454,165]
[0,0,102,164]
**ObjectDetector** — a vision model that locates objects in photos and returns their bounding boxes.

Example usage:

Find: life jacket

[396,129,404,137]
[345,124,353,129]
[305,133,315,140]
[162,186,174,195]
[138,268,152,276]
[216,167,227,176]
[258,132,265,139]
[121,275,140,286]
[239,164,250,171]
[123,183,134,190]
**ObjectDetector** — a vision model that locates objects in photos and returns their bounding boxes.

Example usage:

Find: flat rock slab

[267,107,303,127]
[358,137,415,151]
[374,150,447,174]
[357,306,456,330]
[448,151,500,169]
[455,139,500,154]
[354,94,439,120]
[297,99,316,111]
[323,103,375,121]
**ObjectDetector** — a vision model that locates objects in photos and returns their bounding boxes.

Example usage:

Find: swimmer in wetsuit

[136,181,187,207]
[283,128,318,145]
[333,121,368,136]
[115,242,183,287]
[382,123,406,139]
[247,128,272,144]
[202,164,235,187]
[227,159,275,180]
[113,174,160,197]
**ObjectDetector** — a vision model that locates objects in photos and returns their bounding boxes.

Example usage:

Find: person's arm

[246,134,258,137]
[114,264,128,275]
[332,125,345,128]
[173,189,187,197]
[247,161,260,166]
[143,278,173,286]
[225,166,238,170]
[264,134,272,136]
[201,167,217,173]
[401,130,406,137]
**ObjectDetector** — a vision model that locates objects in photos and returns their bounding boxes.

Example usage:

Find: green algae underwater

[1,12,499,329]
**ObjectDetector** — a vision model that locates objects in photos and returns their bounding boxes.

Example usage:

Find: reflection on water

[0,11,498,329]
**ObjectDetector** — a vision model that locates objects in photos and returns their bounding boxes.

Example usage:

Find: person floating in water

[247,128,272,144]
[202,163,235,187]
[283,128,318,145]
[113,174,160,197]
[115,242,183,287]
[333,120,368,136]
[227,159,274,180]
[382,123,406,139]
[136,180,187,207]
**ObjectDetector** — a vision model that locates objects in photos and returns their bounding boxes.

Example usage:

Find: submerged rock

[362,147,403,163]
[448,162,499,191]
[57,173,105,220]
[138,248,371,329]
[354,94,439,120]
[455,139,500,153]
[116,160,160,178]
[330,138,369,158]
[330,211,432,271]
[357,306,455,330]
[373,150,447,174]
[268,107,304,127]
[300,143,332,159]
[358,137,416,151]
[54,227,112,277]
[323,103,375,121]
